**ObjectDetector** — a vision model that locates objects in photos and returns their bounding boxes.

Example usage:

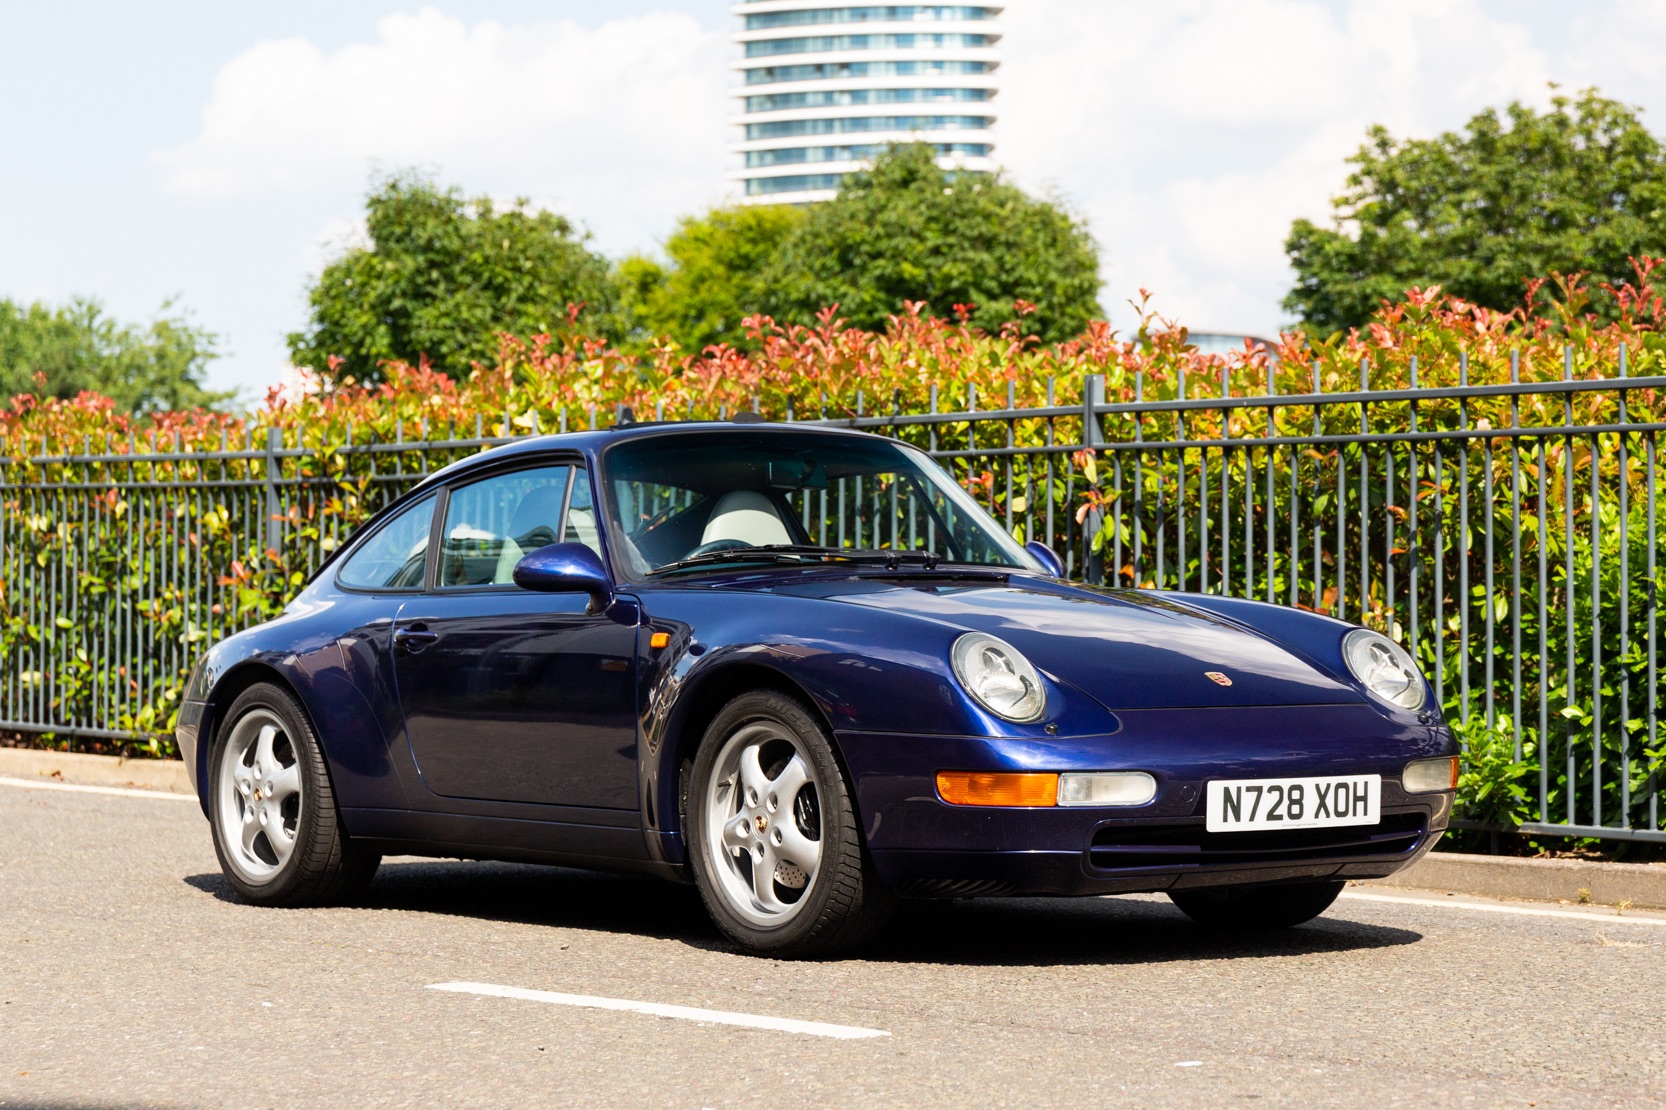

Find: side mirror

[1024,540,1066,578]
[513,542,614,614]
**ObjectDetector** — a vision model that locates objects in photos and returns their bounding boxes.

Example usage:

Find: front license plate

[1205,774,1380,832]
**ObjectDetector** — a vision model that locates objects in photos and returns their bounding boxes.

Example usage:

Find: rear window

[336,496,435,590]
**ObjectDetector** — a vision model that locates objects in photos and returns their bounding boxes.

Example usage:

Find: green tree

[289,172,620,381]
[620,203,804,351]
[1286,88,1666,334]
[759,145,1102,341]
[0,297,223,412]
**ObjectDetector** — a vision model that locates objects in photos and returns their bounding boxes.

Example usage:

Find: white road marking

[1342,889,1666,925]
[0,775,195,801]
[428,981,891,1040]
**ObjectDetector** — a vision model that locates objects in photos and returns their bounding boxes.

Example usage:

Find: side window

[439,466,572,588]
[337,496,435,590]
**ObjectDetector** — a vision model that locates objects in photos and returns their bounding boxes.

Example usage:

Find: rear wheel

[209,682,380,906]
[1168,880,1345,931]
[687,691,893,957]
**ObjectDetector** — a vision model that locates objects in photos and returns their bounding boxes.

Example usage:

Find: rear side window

[337,496,435,590]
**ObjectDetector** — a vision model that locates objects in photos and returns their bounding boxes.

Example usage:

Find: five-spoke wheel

[688,691,892,956]
[705,721,825,926]
[217,709,303,880]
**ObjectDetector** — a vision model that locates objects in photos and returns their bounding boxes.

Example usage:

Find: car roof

[409,419,883,492]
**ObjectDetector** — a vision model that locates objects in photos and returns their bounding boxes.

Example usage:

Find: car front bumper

[837,703,1455,898]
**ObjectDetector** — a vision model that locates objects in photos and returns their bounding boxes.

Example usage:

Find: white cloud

[999,0,1562,335]
[153,7,732,256]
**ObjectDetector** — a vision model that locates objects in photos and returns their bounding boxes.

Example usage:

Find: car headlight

[951,632,1048,723]
[1342,629,1426,711]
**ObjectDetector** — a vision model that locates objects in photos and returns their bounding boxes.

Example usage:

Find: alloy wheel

[216,708,303,882]
[702,720,824,927]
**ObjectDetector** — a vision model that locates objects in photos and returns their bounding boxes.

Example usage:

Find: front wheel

[687,691,893,957]
[1168,880,1345,931]
[209,682,380,906]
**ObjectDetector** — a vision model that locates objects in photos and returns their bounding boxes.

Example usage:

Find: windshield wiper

[646,545,942,577]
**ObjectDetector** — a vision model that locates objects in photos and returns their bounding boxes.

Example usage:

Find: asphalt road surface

[2,778,1663,1109]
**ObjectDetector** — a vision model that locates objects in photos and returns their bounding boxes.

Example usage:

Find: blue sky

[3,1,1663,402]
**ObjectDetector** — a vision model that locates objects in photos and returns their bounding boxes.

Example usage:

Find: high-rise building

[731,3,1002,205]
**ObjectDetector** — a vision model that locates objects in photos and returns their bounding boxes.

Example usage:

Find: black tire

[208,682,380,906]
[686,690,894,957]
[1168,879,1345,931]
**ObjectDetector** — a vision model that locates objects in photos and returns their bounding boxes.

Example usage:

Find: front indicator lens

[1057,771,1158,807]
[1403,756,1459,793]
[936,771,1058,807]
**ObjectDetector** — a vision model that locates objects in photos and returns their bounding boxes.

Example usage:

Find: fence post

[1081,374,1107,585]
[264,427,283,554]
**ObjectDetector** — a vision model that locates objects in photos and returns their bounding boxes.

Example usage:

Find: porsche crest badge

[1205,671,1233,687]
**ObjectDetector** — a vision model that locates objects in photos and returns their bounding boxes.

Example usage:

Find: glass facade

[745,59,989,85]
[746,87,990,112]
[745,6,991,30]
[734,3,1001,203]
[746,114,990,140]
[746,142,992,168]
[747,173,848,196]
[745,33,991,58]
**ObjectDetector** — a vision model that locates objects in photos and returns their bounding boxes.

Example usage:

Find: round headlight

[951,633,1048,723]
[1342,629,1426,711]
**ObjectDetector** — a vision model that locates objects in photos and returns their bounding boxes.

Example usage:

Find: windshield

[600,430,1038,580]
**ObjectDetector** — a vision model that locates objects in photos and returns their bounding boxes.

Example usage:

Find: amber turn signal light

[936,771,1060,807]
[649,631,671,649]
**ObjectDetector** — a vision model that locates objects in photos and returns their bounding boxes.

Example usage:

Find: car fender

[632,587,1121,867]
[189,599,412,819]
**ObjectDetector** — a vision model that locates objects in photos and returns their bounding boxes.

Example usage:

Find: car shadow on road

[867,895,1422,966]
[184,860,1421,966]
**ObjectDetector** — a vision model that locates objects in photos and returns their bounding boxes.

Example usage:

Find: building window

[745,115,991,140]
[745,7,994,31]
[745,33,992,58]
[746,173,849,196]
[744,60,990,85]
[745,87,991,112]
[746,142,991,168]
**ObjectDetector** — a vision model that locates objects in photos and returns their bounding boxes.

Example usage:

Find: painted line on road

[427,981,891,1040]
[1341,890,1666,926]
[0,775,195,801]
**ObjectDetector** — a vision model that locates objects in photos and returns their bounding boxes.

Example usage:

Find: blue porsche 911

[176,421,1457,957]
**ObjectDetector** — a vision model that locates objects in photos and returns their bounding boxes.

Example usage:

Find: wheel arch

[198,661,314,806]
[652,658,849,867]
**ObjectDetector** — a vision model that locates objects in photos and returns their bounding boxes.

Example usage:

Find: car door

[392,461,640,809]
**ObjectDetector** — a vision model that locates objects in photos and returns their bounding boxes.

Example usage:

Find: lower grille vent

[899,878,1017,899]
[1088,812,1426,871]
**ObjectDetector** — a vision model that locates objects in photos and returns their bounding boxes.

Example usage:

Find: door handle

[393,624,439,654]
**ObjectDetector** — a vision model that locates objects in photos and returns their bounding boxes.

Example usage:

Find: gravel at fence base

[0,746,191,793]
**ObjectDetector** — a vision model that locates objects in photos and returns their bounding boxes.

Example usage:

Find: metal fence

[4,362,1664,843]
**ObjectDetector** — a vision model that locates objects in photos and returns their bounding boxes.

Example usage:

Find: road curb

[1373,850,1666,910]
[0,747,192,794]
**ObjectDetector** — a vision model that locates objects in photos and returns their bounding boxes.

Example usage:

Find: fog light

[1057,771,1158,807]
[1403,756,1459,793]
[936,771,1058,807]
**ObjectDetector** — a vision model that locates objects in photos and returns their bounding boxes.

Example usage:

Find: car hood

[744,573,1362,710]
